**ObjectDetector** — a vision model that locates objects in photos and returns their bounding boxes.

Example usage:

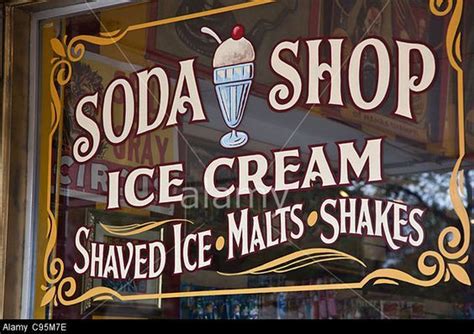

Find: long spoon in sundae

[201,25,255,149]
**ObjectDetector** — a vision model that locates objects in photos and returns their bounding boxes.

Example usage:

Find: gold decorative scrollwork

[41,0,470,309]
[218,248,367,276]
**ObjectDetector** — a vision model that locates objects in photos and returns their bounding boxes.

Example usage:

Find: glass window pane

[30,0,473,320]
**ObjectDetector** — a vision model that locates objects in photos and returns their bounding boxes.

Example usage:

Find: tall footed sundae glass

[202,25,255,149]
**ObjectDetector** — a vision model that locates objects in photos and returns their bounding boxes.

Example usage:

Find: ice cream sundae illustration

[201,24,255,149]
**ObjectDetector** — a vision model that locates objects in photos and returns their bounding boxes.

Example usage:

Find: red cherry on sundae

[231,24,245,40]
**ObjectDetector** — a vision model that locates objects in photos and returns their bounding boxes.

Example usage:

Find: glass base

[220,130,248,149]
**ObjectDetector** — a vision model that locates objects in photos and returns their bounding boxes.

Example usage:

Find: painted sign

[38,0,471,313]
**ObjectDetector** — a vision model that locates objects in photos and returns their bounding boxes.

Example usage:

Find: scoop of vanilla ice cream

[213,37,255,68]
